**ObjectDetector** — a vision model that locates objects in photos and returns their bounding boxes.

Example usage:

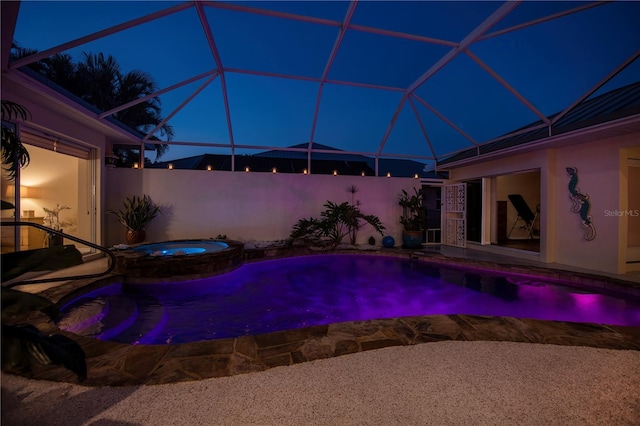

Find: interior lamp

[272,167,277,173]
[303,169,308,175]
[5,185,30,198]
[206,165,213,171]
[168,163,174,170]
[333,170,338,176]
[386,172,391,178]
[245,166,250,172]
[132,162,139,169]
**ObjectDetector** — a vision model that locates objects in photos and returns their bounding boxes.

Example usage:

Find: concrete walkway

[3,341,639,426]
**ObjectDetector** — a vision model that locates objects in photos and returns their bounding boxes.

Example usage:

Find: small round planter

[125,230,146,245]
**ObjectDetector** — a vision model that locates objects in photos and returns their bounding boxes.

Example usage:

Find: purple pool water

[58,254,640,344]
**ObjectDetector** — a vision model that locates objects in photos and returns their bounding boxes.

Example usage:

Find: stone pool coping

[4,247,640,387]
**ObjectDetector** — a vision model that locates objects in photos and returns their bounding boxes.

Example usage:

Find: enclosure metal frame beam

[99,70,219,119]
[307,0,358,174]
[551,48,640,127]
[375,1,520,162]
[142,75,217,142]
[465,49,549,124]
[195,2,236,170]
[413,94,479,147]
[9,2,193,69]
[408,96,438,160]
[478,1,610,41]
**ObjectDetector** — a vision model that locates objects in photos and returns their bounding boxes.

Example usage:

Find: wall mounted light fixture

[105,153,118,168]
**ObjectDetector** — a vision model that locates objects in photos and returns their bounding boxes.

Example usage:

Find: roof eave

[2,68,144,146]
[437,113,640,170]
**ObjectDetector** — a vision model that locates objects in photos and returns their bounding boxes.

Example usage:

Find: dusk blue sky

[12,1,640,165]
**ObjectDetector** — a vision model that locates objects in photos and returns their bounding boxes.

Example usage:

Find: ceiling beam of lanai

[375,1,522,164]
[142,74,218,142]
[99,70,219,119]
[196,2,236,170]
[9,3,193,70]
[307,0,359,174]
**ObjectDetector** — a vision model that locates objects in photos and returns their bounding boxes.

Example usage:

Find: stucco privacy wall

[105,168,417,247]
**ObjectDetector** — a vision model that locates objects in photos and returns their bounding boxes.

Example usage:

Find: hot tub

[113,239,244,284]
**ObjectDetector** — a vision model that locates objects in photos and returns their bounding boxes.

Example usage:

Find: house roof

[438,81,640,166]
[150,143,447,178]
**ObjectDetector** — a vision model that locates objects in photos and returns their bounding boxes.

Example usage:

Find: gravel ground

[2,341,640,426]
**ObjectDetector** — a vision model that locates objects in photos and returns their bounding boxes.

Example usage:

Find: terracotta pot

[125,230,146,245]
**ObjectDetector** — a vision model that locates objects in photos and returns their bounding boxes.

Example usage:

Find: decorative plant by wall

[289,185,385,248]
[566,167,596,241]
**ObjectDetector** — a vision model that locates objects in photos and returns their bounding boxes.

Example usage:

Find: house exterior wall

[105,168,418,247]
[447,131,640,275]
[2,83,114,248]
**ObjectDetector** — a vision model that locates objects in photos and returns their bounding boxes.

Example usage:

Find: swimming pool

[58,254,640,344]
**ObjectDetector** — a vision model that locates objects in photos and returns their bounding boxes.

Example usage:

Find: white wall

[447,131,640,275]
[552,133,638,274]
[105,168,419,247]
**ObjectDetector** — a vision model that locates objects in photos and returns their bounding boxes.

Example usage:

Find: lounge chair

[507,194,539,239]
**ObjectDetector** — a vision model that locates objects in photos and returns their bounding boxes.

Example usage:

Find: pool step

[97,295,139,341]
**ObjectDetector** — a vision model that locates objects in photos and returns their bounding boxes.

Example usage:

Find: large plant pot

[402,230,423,249]
[125,230,146,245]
[47,233,64,247]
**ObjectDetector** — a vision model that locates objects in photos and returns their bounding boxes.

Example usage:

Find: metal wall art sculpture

[566,167,596,240]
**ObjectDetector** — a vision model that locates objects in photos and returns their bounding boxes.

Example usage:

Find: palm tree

[11,47,172,161]
[1,100,30,181]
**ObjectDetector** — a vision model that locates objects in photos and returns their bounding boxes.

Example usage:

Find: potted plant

[108,195,161,245]
[42,204,72,247]
[398,188,425,249]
